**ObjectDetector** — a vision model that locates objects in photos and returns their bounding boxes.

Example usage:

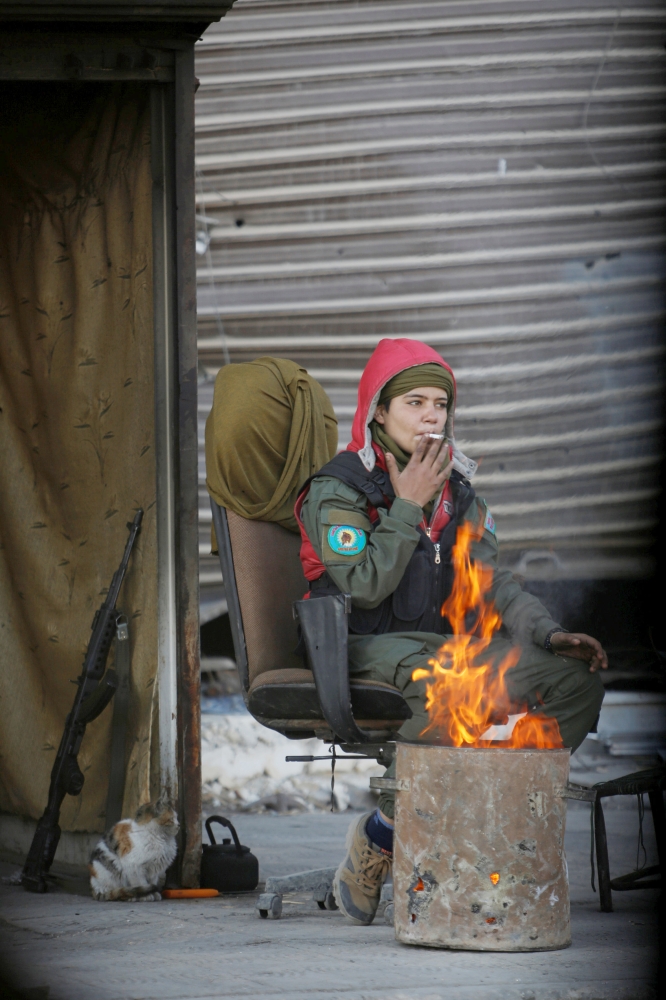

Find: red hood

[347,338,477,478]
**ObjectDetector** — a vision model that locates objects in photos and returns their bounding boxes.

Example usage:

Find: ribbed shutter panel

[196,0,666,605]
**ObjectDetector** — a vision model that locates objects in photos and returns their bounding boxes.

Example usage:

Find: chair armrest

[294,594,373,743]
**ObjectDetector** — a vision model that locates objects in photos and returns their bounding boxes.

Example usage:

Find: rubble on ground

[201,712,382,814]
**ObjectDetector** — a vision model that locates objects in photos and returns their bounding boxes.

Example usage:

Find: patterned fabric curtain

[0,83,159,833]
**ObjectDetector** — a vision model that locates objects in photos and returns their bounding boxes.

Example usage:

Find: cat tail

[93,884,162,902]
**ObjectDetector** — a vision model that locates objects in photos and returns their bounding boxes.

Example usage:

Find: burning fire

[412,520,563,749]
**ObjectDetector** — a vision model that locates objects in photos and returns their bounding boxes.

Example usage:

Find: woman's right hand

[385,436,453,509]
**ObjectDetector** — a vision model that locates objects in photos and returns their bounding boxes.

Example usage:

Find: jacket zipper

[425,526,442,564]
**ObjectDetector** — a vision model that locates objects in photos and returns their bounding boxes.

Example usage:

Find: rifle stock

[21,510,143,893]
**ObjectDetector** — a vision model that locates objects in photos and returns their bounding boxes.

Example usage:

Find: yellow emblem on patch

[327,525,366,556]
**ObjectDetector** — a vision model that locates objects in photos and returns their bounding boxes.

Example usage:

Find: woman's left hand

[549,632,608,672]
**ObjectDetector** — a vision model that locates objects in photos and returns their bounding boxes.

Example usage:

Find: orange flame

[412,520,563,749]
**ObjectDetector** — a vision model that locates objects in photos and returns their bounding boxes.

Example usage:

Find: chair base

[255,867,394,922]
[256,867,337,919]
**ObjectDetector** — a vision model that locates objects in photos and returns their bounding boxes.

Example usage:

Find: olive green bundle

[205,357,338,542]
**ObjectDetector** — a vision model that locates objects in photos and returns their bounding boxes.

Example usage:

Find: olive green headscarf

[378,362,454,409]
[205,358,338,543]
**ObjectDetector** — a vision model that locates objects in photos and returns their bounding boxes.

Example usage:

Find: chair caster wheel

[256,893,282,919]
[314,884,337,911]
[324,890,338,910]
[384,902,394,926]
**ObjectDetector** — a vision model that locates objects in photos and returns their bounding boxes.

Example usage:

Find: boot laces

[354,844,390,893]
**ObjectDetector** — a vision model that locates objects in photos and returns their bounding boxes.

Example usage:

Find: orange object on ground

[162,888,219,899]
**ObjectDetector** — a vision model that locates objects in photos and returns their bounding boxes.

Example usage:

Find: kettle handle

[205,815,244,856]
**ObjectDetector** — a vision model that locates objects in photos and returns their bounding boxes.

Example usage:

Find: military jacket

[299,463,562,649]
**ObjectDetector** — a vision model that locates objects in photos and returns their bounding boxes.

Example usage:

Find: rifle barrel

[106,509,143,608]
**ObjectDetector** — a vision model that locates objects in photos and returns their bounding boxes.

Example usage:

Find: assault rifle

[21,509,143,893]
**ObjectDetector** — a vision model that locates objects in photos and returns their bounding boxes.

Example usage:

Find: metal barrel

[393,744,571,952]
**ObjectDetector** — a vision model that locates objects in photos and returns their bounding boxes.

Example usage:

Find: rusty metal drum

[392,744,571,951]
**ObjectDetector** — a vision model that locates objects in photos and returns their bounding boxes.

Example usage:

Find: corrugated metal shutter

[195,0,666,611]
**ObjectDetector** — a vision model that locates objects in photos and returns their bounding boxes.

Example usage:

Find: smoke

[522,579,595,633]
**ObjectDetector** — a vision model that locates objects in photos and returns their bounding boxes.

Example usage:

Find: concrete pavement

[0,798,661,1000]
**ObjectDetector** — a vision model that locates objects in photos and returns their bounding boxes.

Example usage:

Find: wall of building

[195,0,665,625]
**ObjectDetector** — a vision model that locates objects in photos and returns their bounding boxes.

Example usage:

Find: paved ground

[0,793,662,1000]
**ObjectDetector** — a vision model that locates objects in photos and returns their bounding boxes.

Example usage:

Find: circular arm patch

[327,525,367,556]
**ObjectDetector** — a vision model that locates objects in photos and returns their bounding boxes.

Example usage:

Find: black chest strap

[304,451,395,511]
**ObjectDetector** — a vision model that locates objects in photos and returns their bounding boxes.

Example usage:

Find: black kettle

[201,815,259,893]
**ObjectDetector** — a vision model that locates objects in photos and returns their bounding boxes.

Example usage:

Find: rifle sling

[105,619,131,831]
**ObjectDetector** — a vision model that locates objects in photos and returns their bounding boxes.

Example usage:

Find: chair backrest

[225,508,307,687]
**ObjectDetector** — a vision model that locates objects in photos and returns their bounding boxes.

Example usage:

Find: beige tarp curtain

[0,83,158,833]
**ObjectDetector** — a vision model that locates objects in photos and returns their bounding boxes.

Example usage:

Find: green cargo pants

[348,631,605,820]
